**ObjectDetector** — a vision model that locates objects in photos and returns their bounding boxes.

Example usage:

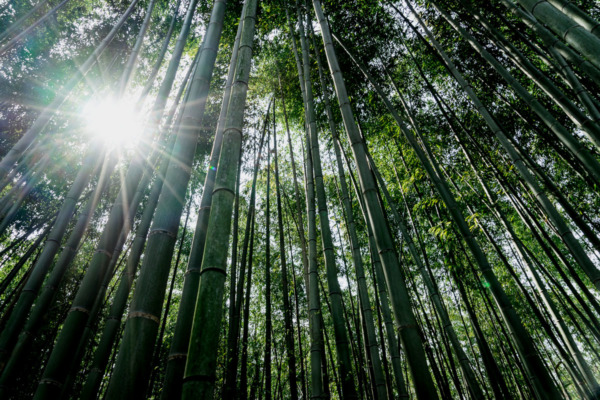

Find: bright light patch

[83,97,144,148]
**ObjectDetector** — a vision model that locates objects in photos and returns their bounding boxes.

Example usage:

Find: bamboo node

[149,229,177,239]
[562,23,582,41]
[199,266,227,276]
[530,0,548,14]
[185,268,202,276]
[95,249,112,258]
[168,352,188,361]
[39,378,62,388]
[70,306,90,314]
[397,323,418,331]
[128,311,160,323]
[212,186,236,196]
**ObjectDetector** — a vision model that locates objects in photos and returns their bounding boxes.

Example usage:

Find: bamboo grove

[2,0,600,398]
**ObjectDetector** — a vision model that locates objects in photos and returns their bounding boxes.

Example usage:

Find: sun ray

[82,96,144,148]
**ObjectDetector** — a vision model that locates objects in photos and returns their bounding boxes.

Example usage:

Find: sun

[82,96,144,148]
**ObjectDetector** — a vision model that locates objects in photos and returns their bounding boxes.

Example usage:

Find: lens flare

[83,97,144,148]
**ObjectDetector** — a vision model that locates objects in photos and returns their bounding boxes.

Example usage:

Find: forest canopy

[1,0,600,399]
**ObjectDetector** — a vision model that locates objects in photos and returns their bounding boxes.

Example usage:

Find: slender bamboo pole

[296,4,357,397]
[182,0,259,396]
[310,1,439,397]
[273,96,299,400]
[103,1,228,397]
[161,2,247,395]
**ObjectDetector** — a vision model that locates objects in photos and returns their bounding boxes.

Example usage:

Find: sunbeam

[82,96,144,148]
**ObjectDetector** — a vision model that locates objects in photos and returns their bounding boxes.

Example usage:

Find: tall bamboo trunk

[456,0,600,143]
[335,34,486,400]
[0,149,102,364]
[30,0,202,396]
[515,0,600,69]
[182,0,259,397]
[264,121,273,400]
[339,140,410,399]
[160,4,247,396]
[498,0,600,92]
[0,153,115,391]
[296,4,357,398]
[103,1,227,398]
[430,1,600,186]
[347,5,564,398]
[222,149,243,400]
[273,98,299,400]
[79,114,190,399]
[311,1,439,397]
[399,2,600,291]
[239,211,257,400]
[222,102,270,400]
[147,198,193,398]
[285,212,308,398]
[311,24,388,400]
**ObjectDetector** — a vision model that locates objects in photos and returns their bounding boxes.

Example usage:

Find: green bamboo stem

[546,0,600,38]
[0,149,101,364]
[341,142,410,399]
[79,124,188,400]
[285,3,326,397]
[182,0,258,396]
[296,5,357,398]
[103,1,227,397]
[431,2,600,185]
[273,98,299,400]
[460,2,600,146]
[0,152,114,391]
[310,20,389,400]
[31,0,202,395]
[311,1,439,397]
[402,1,600,294]
[161,2,247,395]
[498,0,600,105]
[516,0,600,70]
